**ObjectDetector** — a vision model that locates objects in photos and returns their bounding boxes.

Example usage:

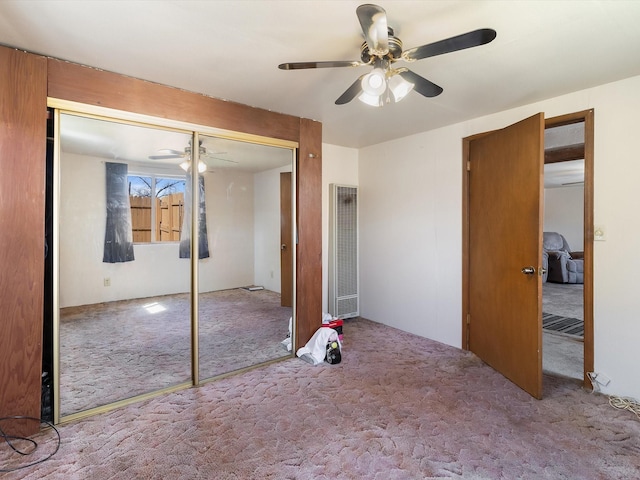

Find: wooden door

[280,172,293,307]
[467,113,545,399]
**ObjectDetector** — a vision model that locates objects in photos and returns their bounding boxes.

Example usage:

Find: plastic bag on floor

[296,327,341,365]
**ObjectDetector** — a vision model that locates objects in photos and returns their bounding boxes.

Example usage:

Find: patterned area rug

[543,312,584,338]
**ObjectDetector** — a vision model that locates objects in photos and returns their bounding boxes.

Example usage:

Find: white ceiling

[59,112,294,174]
[2,1,640,149]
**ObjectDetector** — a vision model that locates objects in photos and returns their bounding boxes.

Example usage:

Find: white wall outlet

[594,226,606,241]
[104,277,111,287]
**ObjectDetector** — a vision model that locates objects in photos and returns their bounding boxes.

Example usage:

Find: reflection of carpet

[59,288,291,417]
[543,312,584,338]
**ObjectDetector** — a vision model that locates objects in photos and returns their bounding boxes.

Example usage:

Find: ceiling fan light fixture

[280,5,496,107]
[180,160,207,173]
[389,74,414,102]
[361,68,387,96]
[358,91,383,107]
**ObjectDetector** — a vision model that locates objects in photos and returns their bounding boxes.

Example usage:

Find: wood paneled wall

[47,59,301,143]
[296,119,323,349]
[0,47,47,435]
[0,45,322,430]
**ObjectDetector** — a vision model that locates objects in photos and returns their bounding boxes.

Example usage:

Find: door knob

[281,244,287,250]
[521,266,536,275]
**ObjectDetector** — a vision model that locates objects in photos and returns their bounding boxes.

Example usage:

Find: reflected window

[128,174,186,243]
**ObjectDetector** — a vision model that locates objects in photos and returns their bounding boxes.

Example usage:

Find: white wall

[544,186,584,250]
[351,74,640,399]
[59,153,255,307]
[358,126,465,347]
[321,143,359,314]
[198,168,255,293]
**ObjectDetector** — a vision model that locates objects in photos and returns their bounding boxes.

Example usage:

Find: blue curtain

[103,162,135,263]
[179,174,209,259]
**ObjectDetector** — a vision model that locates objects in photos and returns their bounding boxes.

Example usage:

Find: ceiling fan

[149,140,237,171]
[278,3,496,106]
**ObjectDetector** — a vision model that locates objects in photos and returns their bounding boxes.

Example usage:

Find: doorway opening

[542,111,594,387]
[462,109,594,396]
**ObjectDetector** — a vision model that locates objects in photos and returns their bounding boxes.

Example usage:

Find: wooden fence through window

[130,193,184,242]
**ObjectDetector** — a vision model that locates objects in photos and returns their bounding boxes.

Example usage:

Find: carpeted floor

[542,282,583,321]
[3,318,639,479]
[57,283,584,416]
[59,289,291,417]
[542,283,583,380]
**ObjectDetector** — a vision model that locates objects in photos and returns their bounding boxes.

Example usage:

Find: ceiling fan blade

[335,75,366,105]
[158,149,184,154]
[205,155,239,164]
[399,70,443,98]
[356,4,389,57]
[403,28,497,61]
[279,61,363,70]
[149,148,186,160]
[149,154,184,160]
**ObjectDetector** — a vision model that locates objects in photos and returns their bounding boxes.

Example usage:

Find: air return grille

[329,184,358,318]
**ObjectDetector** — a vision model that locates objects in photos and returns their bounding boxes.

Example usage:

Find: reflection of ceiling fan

[149,140,237,171]
[278,3,496,106]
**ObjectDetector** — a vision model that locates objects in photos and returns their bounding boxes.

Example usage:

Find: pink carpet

[2,318,639,479]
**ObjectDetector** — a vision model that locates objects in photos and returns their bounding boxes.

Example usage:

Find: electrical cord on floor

[587,373,640,420]
[0,416,61,473]
[609,396,640,420]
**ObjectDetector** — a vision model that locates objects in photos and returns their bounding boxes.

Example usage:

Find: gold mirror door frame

[196,134,296,383]
[52,101,298,423]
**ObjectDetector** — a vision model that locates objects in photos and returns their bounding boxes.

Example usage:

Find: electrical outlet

[594,226,606,241]
[104,277,111,287]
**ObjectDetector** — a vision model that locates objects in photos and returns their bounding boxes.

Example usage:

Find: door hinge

[466,160,471,172]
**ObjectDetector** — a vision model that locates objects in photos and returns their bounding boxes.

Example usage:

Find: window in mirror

[128,174,186,243]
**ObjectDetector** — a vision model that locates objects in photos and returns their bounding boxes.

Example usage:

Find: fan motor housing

[360,27,403,63]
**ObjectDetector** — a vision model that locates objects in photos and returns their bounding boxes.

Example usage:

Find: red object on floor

[322,319,344,341]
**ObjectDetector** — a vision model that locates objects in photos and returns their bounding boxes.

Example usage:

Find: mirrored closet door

[196,134,295,381]
[57,113,194,418]
[55,110,297,421]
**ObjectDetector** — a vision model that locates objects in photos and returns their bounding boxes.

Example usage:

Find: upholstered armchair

[542,232,584,284]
